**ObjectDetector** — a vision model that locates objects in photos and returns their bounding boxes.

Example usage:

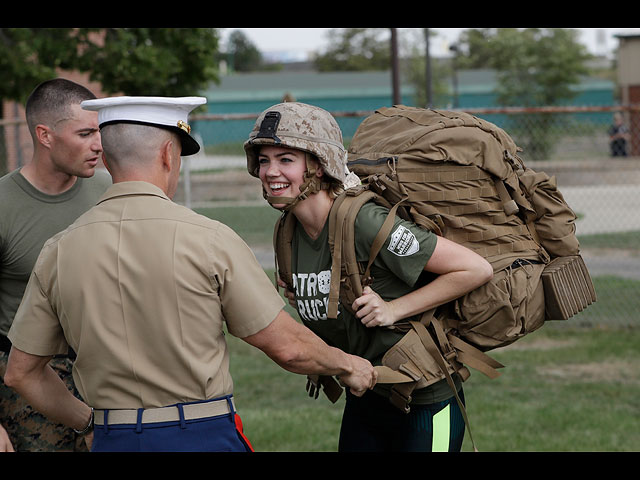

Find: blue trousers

[338,389,466,452]
[92,397,252,452]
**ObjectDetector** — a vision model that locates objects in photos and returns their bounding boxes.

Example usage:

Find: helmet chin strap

[263,152,331,211]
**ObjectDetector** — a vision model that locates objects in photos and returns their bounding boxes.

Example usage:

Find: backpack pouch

[381,327,458,389]
[453,262,546,350]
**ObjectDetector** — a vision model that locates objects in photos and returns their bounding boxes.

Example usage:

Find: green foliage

[405,30,452,108]
[223,30,265,73]
[0,28,82,103]
[314,28,391,72]
[456,28,592,160]
[0,28,221,174]
[457,28,591,107]
[0,28,220,102]
[75,28,220,96]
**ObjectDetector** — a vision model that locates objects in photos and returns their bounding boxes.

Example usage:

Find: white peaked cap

[81,96,207,156]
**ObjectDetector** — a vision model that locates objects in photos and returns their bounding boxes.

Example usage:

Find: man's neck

[20,158,78,195]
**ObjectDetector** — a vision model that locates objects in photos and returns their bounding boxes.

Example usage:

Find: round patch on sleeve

[387,225,420,256]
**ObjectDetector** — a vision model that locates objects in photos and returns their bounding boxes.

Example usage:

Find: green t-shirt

[0,168,112,336]
[291,200,460,404]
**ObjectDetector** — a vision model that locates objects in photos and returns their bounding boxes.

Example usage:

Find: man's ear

[161,139,175,172]
[102,153,113,175]
[35,124,52,149]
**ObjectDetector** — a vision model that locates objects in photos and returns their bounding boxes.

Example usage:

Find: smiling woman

[258,146,323,213]
[242,101,494,453]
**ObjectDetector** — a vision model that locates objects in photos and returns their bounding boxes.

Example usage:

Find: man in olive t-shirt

[0,169,111,338]
[0,78,110,452]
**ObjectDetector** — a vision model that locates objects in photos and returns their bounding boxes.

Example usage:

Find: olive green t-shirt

[0,168,112,336]
[291,200,461,404]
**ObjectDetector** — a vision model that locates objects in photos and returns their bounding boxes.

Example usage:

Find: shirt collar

[96,181,170,205]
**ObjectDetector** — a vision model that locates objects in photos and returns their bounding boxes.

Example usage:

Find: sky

[221,28,640,62]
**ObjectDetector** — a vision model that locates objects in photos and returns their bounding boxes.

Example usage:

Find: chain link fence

[2,105,639,328]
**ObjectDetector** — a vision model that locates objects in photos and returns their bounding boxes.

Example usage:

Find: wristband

[73,407,94,435]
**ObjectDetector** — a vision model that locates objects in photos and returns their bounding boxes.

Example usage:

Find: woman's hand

[352,286,398,328]
[277,278,297,308]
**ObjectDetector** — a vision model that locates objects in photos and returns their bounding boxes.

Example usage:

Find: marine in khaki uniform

[4,96,377,452]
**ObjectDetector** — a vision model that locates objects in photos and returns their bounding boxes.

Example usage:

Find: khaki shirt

[9,181,284,409]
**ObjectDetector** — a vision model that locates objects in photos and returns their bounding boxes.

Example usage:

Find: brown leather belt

[94,397,235,426]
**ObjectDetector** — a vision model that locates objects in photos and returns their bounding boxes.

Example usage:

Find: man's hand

[337,354,378,397]
[352,286,398,328]
[0,424,14,452]
[83,432,93,451]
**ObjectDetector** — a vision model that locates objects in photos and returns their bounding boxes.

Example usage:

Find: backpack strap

[408,315,481,451]
[327,187,379,319]
[360,194,408,285]
[306,374,343,403]
[273,211,297,290]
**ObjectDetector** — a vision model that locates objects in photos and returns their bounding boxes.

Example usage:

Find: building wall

[194,72,616,148]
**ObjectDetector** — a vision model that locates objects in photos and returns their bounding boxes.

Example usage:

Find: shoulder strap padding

[273,211,296,290]
[327,187,379,319]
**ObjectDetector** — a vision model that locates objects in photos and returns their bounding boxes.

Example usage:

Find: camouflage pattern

[0,353,88,452]
[244,102,347,183]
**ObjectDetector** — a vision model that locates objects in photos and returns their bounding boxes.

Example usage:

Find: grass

[568,275,640,328]
[458,325,640,452]
[195,205,281,246]
[223,268,640,452]
[227,308,640,452]
[578,230,640,250]
[195,207,640,452]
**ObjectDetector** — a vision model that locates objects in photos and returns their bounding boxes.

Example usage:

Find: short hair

[25,78,96,135]
[101,122,179,168]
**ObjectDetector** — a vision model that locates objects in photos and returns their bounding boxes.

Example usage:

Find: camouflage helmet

[244,102,347,183]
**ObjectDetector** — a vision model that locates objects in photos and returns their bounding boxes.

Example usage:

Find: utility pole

[390,28,401,105]
[424,28,433,108]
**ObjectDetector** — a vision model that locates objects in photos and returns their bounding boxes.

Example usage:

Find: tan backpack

[273,106,596,448]
[343,106,596,347]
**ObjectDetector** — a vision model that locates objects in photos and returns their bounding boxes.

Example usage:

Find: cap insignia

[177,120,191,134]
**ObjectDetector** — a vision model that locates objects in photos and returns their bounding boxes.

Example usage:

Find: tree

[457,28,591,107]
[314,28,391,71]
[0,28,221,175]
[0,28,87,174]
[222,30,263,72]
[405,29,451,108]
[0,28,83,104]
[75,28,220,96]
[455,28,592,159]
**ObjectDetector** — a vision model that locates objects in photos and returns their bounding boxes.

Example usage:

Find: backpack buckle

[389,387,411,414]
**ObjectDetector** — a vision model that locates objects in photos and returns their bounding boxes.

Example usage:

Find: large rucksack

[273,106,596,447]
[343,106,596,346]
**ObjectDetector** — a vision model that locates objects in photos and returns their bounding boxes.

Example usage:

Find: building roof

[205,70,403,102]
[203,68,614,103]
